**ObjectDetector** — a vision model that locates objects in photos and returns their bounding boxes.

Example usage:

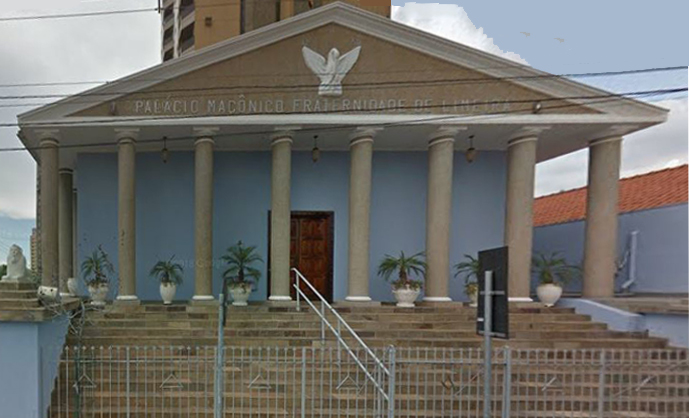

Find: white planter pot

[230,286,252,306]
[392,287,420,308]
[67,277,79,296]
[536,283,563,307]
[468,291,478,308]
[88,284,109,306]
[160,283,177,305]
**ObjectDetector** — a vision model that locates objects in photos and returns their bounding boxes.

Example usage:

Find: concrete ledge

[557,298,647,333]
[334,300,382,307]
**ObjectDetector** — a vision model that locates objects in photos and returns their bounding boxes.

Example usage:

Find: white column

[58,168,74,295]
[192,128,217,301]
[424,127,460,302]
[38,131,59,286]
[346,128,378,302]
[504,128,545,302]
[583,136,622,298]
[116,129,139,302]
[269,131,293,301]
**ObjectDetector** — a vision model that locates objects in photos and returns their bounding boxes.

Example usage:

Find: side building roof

[534,164,688,227]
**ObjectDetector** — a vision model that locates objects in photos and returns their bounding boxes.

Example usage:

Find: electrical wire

[0,66,686,103]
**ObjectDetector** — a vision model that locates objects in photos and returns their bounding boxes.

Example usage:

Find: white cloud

[392,2,529,65]
[0,0,160,219]
[535,98,688,196]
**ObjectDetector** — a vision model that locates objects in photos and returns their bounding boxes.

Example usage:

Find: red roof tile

[534,164,688,227]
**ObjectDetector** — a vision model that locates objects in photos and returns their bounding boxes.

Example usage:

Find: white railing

[48,346,689,418]
[291,267,394,416]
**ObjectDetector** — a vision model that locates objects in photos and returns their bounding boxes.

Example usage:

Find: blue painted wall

[533,204,689,294]
[0,315,69,418]
[644,313,689,348]
[76,150,506,302]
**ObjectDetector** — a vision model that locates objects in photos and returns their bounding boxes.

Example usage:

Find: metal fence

[48,346,689,418]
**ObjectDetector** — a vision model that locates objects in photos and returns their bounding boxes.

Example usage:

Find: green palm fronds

[222,241,263,287]
[81,245,114,286]
[149,255,184,285]
[377,251,426,289]
[531,252,581,286]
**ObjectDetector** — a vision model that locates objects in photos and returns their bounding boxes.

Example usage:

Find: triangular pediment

[19,2,666,123]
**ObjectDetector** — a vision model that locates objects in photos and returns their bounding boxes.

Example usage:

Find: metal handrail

[291,267,391,398]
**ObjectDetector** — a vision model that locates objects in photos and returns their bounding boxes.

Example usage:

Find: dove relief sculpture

[301,45,361,96]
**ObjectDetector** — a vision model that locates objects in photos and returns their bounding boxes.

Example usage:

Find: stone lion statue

[2,244,29,282]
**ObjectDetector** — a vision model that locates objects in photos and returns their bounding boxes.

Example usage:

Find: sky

[0,0,687,262]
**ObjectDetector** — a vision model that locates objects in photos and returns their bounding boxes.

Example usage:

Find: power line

[0,7,159,22]
[0,0,291,23]
[0,67,685,107]
[0,65,684,90]
[0,87,677,153]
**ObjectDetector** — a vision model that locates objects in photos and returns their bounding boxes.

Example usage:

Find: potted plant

[532,252,581,307]
[454,254,479,307]
[377,251,426,308]
[81,246,113,306]
[221,241,263,306]
[149,256,184,304]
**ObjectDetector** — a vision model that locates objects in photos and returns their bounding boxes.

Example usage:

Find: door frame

[267,210,335,302]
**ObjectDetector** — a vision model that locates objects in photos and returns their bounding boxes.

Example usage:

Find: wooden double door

[268,211,334,302]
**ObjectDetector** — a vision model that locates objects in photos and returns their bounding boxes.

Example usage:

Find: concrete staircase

[66,303,668,349]
[46,302,685,417]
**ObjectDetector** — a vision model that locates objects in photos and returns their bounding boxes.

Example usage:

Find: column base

[423,296,453,302]
[192,295,214,301]
[268,295,292,301]
[508,297,534,302]
[114,295,140,305]
[190,295,216,305]
[344,296,372,302]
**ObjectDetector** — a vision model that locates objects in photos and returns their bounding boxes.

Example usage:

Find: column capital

[193,127,220,138]
[349,127,381,145]
[36,129,60,143]
[509,126,550,143]
[271,130,295,146]
[115,128,139,144]
[589,136,622,147]
[272,125,300,143]
[195,137,216,147]
[428,126,467,146]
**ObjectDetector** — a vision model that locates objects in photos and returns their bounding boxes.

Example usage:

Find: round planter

[160,282,177,305]
[536,283,563,307]
[88,283,109,306]
[67,277,79,296]
[392,287,420,308]
[230,286,252,306]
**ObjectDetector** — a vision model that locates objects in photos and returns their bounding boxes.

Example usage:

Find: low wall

[644,313,689,348]
[0,315,69,418]
[557,298,647,332]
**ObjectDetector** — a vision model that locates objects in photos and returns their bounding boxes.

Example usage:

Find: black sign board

[477,246,509,339]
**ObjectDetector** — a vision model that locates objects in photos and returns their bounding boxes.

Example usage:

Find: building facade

[19,3,668,304]
[161,0,390,61]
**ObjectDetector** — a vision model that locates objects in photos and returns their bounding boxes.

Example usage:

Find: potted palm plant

[454,254,479,307]
[81,246,113,306]
[532,252,581,307]
[221,241,263,306]
[377,251,426,307]
[150,256,184,304]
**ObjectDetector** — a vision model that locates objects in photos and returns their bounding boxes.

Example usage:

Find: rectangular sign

[477,246,509,339]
